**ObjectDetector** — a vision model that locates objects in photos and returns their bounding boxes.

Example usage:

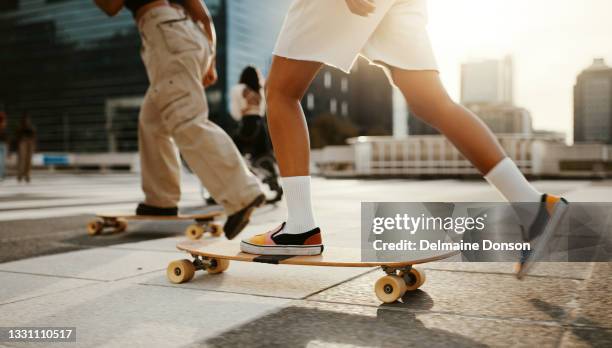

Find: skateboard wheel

[206,258,229,274]
[400,267,427,291]
[87,219,104,236]
[115,219,128,233]
[185,224,205,240]
[167,259,196,284]
[375,275,407,303]
[209,223,223,237]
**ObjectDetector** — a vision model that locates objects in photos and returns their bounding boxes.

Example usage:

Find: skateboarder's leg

[138,92,181,216]
[240,56,325,256]
[389,69,567,276]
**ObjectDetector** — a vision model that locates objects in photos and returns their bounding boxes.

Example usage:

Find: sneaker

[515,194,569,279]
[224,194,266,240]
[136,203,178,216]
[241,222,324,256]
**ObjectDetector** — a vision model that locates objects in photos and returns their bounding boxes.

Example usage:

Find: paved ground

[0,173,610,347]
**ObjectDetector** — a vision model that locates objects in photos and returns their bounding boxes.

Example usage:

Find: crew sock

[484,157,542,202]
[280,176,317,235]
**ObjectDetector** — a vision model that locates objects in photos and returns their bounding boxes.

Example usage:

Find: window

[341,78,348,93]
[324,72,332,89]
[330,98,337,114]
[341,101,348,116]
[307,94,315,110]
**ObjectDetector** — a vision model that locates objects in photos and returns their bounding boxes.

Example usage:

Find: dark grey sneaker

[224,194,266,240]
[515,194,569,279]
[136,203,178,217]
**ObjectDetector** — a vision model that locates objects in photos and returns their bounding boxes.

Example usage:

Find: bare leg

[266,56,322,176]
[390,69,505,174]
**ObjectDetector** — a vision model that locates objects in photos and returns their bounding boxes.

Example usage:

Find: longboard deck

[97,211,222,221]
[170,239,458,304]
[176,239,458,267]
[88,210,224,238]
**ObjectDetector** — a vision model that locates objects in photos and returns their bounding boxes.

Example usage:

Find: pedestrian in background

[0,111,7,181]
[15,112,36,183]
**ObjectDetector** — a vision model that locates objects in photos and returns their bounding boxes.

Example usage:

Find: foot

[224,194,266,240]
[515,194,569,279]
[135,203,178,216]
[241,222,324,256]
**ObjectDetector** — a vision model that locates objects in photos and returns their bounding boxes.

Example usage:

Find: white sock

[280,176,317,234]
[485,157,542,202]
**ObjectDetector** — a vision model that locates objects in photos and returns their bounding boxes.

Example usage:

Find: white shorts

[274,0,438,73]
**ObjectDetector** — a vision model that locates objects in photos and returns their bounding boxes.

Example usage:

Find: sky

[426,0,612,141]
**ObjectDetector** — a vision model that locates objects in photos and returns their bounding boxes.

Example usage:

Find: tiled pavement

[0,174,610,347]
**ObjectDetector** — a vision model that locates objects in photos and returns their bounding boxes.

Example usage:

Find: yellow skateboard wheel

[115,219,128,233]
[400,267,427,291]
[87,219,104,236]
[375,275,407,303]
[185,224,205,240]
[167,259,196,284]
[209,223,223,237]
[206,258,230,274]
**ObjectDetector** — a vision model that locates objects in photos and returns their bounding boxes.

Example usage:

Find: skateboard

[167,240,458,304]
[87,211,224,240]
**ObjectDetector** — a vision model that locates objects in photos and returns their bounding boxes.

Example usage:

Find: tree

[309,113,359,149]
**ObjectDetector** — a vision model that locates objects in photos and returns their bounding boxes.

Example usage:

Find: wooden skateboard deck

[87,210,223,239]
[168,239,458,304]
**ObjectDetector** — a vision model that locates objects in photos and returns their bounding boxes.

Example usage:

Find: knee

[265,80,301,109]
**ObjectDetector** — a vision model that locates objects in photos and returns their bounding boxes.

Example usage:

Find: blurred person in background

[230,66,282,203]
[15,112,36,183]
[0,110,6,181]
[230,66,267,160]
[93,0,264,239]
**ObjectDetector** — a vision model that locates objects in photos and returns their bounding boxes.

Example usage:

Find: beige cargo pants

[137,6,262,214]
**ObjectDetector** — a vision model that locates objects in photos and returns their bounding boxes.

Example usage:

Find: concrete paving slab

[570,262,612,329]
[308,269,580,322]
[423,261,594,280]
[0,248,185,281]
[0,272,99,305]
[200,301,563,348]
[143,261,372,300]
[0,281,290,348]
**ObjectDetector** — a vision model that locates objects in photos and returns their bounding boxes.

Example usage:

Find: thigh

[266,56,322,100]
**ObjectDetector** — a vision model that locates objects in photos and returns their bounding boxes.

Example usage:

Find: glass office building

[0,0,232,153]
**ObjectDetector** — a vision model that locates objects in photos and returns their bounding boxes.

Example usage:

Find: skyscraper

[461,56,513,106]
[574,58,612,144]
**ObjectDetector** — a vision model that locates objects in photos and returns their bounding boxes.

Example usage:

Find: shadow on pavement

[202,291,486,348]
[530,298,612,346]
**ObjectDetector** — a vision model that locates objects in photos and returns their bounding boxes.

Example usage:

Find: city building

[408,103,533,136]
[574,58,612,144]
[461,56,513,105]
[303,58,394,136]
[312,134,612,179]
[467,104,533,135]
[0,0,289,154]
